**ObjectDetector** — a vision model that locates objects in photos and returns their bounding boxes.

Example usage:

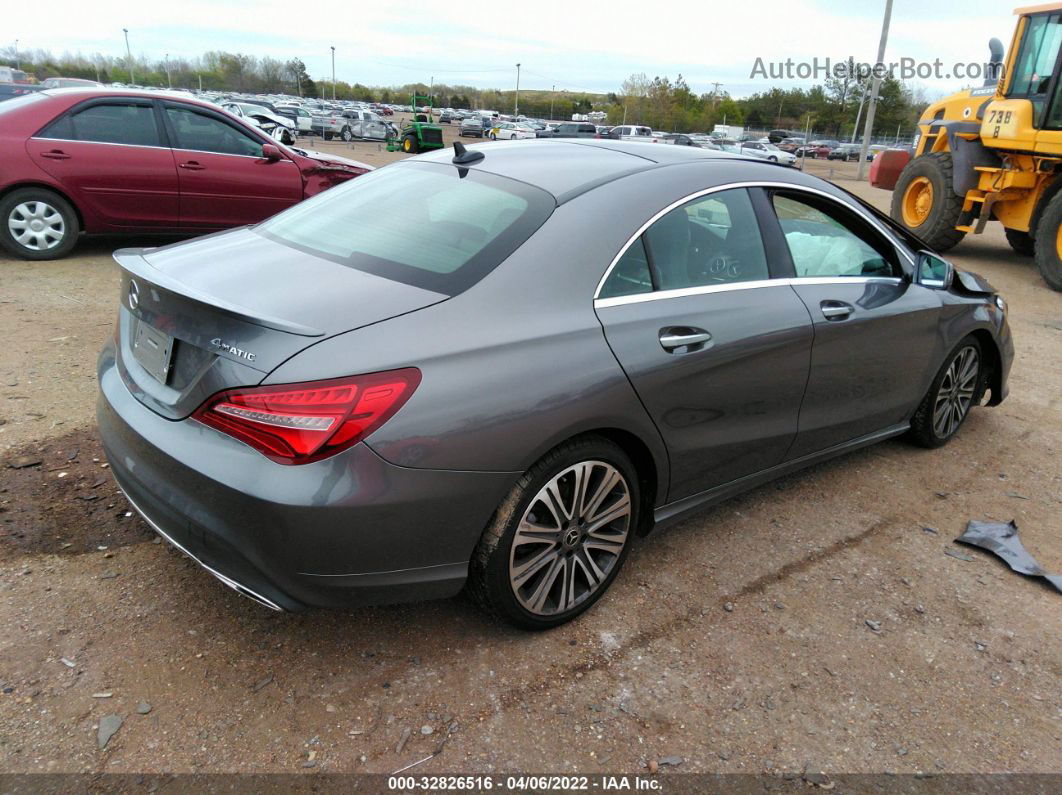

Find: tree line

[3,46,930,137]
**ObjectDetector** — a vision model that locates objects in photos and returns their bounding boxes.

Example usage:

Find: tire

[467,436,640,630]
[890,152,966,252]
[768,156,778,162]
[0,187,80,261]
[340,127,353,142]
[401,134,419,154]
[323,131,334,141]
[1005,228,1035,257]
[908,335,985,448]
[1034,191,1062,291]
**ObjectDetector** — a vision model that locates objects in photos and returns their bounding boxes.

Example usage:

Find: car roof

[40,87,216,107]
[414,139,752,202]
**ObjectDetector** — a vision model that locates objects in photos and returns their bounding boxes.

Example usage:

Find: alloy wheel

[8,201,65,251]
[933,345,979,438]
[508,460,631,617]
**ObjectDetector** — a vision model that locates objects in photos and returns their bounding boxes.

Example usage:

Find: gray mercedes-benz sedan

[97,140,1013,628]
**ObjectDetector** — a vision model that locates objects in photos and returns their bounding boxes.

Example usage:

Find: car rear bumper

[97,343,517,611]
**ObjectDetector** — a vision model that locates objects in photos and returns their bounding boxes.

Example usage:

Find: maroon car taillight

[192,369,421,465]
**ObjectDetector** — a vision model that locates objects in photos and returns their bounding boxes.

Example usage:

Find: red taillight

[192,369,421,465]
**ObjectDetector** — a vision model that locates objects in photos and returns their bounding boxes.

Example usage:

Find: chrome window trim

[170,147,296,161]
[594,276,902,309]
[592,180,916,301]
[29,136,291,161]
[30,136,169,151]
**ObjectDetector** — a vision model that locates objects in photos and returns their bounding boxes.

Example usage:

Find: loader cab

[979,7,1062,152]
[1005,10,1062,126]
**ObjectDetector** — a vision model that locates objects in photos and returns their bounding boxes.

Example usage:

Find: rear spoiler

[113,248,325,338]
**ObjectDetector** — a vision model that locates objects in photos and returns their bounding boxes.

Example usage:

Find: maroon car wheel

[0,187,80,261]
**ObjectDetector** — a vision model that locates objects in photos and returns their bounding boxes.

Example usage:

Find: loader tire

[1005,228,1035,256]
[1033,192,1062,291]
[891,153,967,252]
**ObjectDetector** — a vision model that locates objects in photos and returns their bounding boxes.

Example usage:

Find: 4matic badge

[210,338,257,362]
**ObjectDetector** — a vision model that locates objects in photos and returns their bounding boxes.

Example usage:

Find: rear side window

[257,162,555,296]
[772,193,897,278]
[39,103,160,146]
[599,238,653,298]
[598,188,769,297]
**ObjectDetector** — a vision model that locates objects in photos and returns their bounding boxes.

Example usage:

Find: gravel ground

[0,141,1059,779]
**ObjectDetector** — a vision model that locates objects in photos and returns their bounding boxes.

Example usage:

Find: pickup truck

[311,109,397,142]
[606,125,664,143]
[537,122,600,139]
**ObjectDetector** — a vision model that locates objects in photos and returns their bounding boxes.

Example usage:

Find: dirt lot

[1,136,1059,780]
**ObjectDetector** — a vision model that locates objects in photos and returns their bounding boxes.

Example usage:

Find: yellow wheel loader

[889,3,1062,290]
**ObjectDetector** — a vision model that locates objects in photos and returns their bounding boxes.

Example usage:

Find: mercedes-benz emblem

[128,280,140,312]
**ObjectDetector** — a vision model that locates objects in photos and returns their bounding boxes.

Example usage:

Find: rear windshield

[257,161,555,295]
[0,92,48,116]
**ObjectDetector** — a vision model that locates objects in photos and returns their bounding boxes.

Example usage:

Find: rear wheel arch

[518,427,662,536]
[0,182,85,230]
[582,428,660,535]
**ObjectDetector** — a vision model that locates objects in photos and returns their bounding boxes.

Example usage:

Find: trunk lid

[114,227,447,420]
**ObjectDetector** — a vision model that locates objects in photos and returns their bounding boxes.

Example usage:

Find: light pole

[514,63,521,117]
[123,28,134,84]
[330,46,336,100]
[857,0,893,180]
[164,53,171,88]
[549,84,555,122]
[13,39,18,71]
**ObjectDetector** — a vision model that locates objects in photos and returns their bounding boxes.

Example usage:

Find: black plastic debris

[957,520,1062,593]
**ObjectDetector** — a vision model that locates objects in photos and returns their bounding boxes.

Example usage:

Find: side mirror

[260,144,283,161]
[916,250,954,289]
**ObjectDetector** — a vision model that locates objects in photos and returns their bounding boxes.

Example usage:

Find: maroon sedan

[0,89,372,260]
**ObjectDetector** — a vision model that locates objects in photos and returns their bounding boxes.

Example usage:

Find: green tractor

[386,93,445,155]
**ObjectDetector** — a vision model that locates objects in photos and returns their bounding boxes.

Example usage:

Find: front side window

[165,106,264,156]
[66,103,160,147]
[257,162,555,295]
[772,193,897,278]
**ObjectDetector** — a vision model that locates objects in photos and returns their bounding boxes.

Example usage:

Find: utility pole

[123,28,135,84]
[550,84,555,122]
[330,45,336,100]
[850,83,868,142]
[512,63,522,117]
[857,0,893,180]
[198,73,203,92]
[711,81,722,108]
[429,75,434,118]
[164,53,171,88]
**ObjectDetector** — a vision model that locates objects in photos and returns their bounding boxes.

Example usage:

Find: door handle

[179,161,205,170]
[820,301,854,321]
[40,150,70,160]
[659,328,712,352]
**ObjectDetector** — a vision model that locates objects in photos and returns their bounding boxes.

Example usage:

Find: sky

[7,0,1021,98]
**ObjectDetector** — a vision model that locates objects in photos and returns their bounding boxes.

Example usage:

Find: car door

[594,187,814,502]
[161,102,303,229]
[26,98,180,229]
[762,189,940,458]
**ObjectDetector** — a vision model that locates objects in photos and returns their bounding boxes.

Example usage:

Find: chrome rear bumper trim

[119,487,284,612]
